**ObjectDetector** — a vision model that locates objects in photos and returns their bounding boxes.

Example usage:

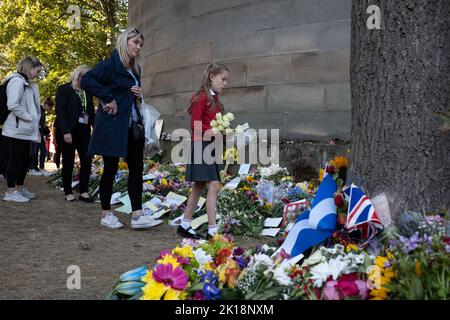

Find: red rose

[335,193,344,207]
[443,236,450,245]
[326,165,336,174]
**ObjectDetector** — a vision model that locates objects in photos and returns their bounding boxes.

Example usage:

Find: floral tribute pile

[47,153,448,300]
[109,210,448,300]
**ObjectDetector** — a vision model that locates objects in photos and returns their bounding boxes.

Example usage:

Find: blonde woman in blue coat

[81,27,162,230]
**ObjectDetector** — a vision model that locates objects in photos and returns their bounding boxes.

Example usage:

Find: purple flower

[233,247,245,256]
[445,245,450,253]
[255,245,265,254]
[233,255,248,269]
[190,291,205,300]
[203,283,221,300]
[408,232,421,251]
[199,270,217,285]
[390,239,399,247]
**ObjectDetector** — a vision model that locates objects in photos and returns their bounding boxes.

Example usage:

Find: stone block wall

[128,0,351,141]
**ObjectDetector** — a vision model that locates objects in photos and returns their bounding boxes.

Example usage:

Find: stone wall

[128,0,351,141]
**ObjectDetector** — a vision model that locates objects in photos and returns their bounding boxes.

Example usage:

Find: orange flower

[216,248,232,265]
[218,259,240,288]
[330,156,349,169]
[415,260,422,276]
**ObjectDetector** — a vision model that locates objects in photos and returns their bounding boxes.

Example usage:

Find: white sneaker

[20,188,36,199]
[131,215,163,229]
[3,191,30,203]
[28,169,41,176]
[101,212,124,229]
[40,169,52,177]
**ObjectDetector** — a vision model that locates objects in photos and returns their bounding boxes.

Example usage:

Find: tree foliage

[0,0,128,101]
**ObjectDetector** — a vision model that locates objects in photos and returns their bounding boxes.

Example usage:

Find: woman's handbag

[131,118,145,141]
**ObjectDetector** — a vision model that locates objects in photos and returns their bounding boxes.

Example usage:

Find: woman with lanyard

[55,65,95,202]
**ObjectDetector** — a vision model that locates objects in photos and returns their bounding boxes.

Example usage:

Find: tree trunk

[350,0,450,216]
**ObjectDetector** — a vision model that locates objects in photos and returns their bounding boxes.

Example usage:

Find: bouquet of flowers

[287,244,373,300]
[368,214,449,300]
[109,235,248,300]
[210,112,235,135]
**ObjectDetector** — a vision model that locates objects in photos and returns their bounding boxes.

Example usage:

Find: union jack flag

[343,184,383,242]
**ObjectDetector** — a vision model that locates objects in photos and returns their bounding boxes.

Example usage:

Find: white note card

[260,228,280,237]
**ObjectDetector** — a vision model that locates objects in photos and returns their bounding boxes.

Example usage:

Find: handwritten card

[238,164,251,175]
[161,192,187,209]
[260,228,280,237]
[264,217,283,228]
[223,176,241,190]
[195,197,206,213]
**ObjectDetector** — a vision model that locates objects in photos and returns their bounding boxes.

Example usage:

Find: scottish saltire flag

[279,174,338,258]
[344,184,383,242]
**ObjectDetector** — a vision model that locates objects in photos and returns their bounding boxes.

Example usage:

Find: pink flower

[190,291,205,300]
[323,280,340,300]
[152,264,189,290]
[177,257,190,265]
[337,274,360,297]
[323,274,368,300]
[354,280,369,300]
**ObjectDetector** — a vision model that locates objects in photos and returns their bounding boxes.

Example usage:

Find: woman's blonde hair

[190,63,229,113]
[17,56,42,80]
[116,27,144,75]
[70,65,91,90]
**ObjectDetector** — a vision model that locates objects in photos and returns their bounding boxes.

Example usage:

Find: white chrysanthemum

[194,248,213,266]
[252,253,274,269]
[302,250,325,267]
[310,258,347,288]
[273,266,292,286]
[216,113,222,120]
[226,113,235,121]
[225,128,234,135]
[235,126,244,134]
[210,120,217,127]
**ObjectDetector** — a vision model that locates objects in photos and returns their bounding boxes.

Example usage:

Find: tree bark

[350,0,450,216]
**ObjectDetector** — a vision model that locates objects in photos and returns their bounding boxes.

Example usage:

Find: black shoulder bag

[131,103,145,141]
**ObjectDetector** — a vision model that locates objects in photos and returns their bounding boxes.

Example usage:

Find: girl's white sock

[181,218,191,230]
[208,224,218,235]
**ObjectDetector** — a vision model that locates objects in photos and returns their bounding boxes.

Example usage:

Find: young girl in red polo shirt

[177,63,229,240]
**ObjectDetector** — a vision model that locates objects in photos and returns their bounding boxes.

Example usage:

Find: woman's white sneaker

[101,212,124,229]
[20,188,36,199]
[3,191,30,203]
[132,215,163,229]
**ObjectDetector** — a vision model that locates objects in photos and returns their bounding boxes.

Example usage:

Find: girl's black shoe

[176,226,203,240]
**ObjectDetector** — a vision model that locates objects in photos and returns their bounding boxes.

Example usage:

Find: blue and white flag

[279,174,338,258]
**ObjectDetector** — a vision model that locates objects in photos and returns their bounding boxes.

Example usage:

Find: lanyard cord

[78,91,87,114]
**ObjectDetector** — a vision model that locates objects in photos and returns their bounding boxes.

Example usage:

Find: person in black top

[55,65,95,202]
[37,97,54,174]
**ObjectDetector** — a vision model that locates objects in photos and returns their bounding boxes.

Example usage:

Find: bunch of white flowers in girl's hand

[210,112,235,135]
